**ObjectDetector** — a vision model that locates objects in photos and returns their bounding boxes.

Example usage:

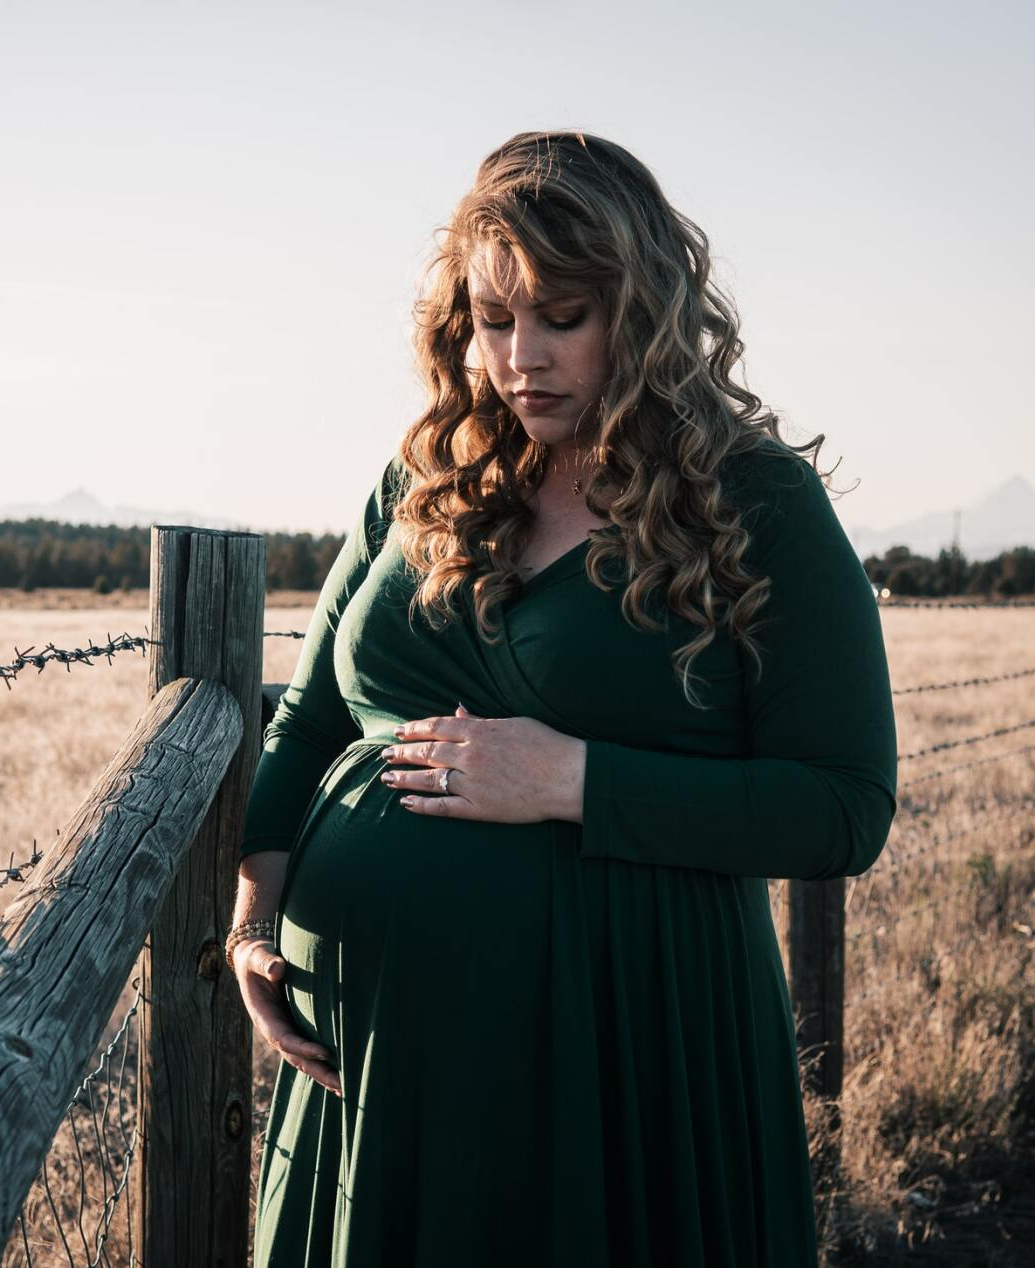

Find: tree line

[0,518,1033,597]
[0,520,345,594]
[865,543,1035,597]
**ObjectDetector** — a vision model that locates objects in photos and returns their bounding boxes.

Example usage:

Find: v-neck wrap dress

[241,438,898,1268]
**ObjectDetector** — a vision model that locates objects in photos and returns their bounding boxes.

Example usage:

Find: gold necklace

[549,452,587,494]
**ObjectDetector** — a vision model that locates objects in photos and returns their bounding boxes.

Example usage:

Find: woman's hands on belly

[377,703,587,825]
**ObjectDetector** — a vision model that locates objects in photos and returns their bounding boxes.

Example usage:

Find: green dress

[241,438,898,1268]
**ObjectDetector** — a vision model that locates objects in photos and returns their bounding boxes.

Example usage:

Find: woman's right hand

[234,937,342,1097]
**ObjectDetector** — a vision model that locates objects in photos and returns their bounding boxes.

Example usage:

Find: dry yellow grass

[816,607,1035,1263]
[0,587,323,611]
[2,598,1034,1264]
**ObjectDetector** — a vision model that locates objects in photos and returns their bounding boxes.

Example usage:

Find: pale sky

[1,0,1031,540]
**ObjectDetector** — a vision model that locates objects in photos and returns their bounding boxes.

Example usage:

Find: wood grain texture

[783,874,845,1187]
[135,525,265,1268]
[0,676,242,1239]
[783,876,845,1099]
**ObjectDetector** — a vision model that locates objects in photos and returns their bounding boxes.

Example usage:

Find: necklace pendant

[572,477,582,494]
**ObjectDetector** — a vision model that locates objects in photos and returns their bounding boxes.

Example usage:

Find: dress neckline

[514,523,621,596]
[517,538,592,591]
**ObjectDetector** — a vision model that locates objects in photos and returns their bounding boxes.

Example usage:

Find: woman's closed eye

[477,312,586,332]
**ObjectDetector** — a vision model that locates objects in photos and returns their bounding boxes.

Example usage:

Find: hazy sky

[1,0,1031,545]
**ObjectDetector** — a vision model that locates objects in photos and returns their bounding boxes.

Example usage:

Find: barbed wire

[0,841,47,889]
[877,597,1035,610]
[897,717,1035,762]
[5,623,1033,693]
[892,665,1035,696]
[0,633,155,689]
[5,981,141,1268]
[897,740,1035,790]
[0,628,310,690]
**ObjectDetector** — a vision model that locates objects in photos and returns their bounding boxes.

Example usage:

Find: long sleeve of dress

[577,450,898,881]
[239,453,405,859]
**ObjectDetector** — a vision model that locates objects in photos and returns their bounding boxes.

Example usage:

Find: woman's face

[466,250,609,448]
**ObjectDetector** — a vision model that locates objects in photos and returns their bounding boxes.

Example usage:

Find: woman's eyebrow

[471,290,583,309]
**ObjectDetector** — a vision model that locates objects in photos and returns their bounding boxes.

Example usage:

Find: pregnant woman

[229,130,898,1267]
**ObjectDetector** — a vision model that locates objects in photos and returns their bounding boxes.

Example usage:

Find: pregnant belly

[275,738,557,1049]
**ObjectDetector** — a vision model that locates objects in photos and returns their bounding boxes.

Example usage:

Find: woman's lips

[515,391,566,412]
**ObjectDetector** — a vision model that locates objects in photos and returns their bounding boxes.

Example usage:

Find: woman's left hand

[379,704,586,824]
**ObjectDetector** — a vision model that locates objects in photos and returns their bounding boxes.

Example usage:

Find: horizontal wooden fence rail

[0,675,243,1239]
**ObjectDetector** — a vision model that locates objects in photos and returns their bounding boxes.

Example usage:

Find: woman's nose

[509,321,550,373]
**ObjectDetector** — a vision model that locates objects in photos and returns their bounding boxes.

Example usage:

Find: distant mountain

[849,475,1035,562]
[6,474,1035,561]
[0,487,247,532]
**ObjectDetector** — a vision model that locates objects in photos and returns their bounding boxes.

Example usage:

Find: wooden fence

[0,525,264,1265]
[0,523,847,1264]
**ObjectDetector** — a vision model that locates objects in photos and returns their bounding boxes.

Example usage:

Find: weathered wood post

[783,877,845,1099]
[782,877,845,1181]
[133,526,265,1267]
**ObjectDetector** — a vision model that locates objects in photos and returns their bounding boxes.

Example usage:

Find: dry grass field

[1,595,1034,1265]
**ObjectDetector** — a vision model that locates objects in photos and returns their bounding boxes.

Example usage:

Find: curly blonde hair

[391,129,840,709]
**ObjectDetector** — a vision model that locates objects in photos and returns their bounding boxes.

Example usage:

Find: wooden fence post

[133,526,265,1267]
[783,876,845,1164]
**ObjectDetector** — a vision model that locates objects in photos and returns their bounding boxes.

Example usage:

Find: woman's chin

[514,413,579,446]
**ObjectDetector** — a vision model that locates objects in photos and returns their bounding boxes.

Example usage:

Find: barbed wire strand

[0,626,311,688]
[0,633,155,689]
[877,598,1035,610]
[892,664,1035,695]
[887,664,1035,694]
[898,740,1035,790]
[0,841,47,888]
[3,624,1031,691]
[898,717,1035,762]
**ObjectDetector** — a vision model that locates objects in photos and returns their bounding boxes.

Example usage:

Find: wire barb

[0,633,156,688]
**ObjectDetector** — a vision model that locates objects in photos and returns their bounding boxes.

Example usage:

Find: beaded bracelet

[225,918,277,971]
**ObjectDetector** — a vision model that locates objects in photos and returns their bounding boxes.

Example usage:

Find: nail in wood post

[133,525,265,1267]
